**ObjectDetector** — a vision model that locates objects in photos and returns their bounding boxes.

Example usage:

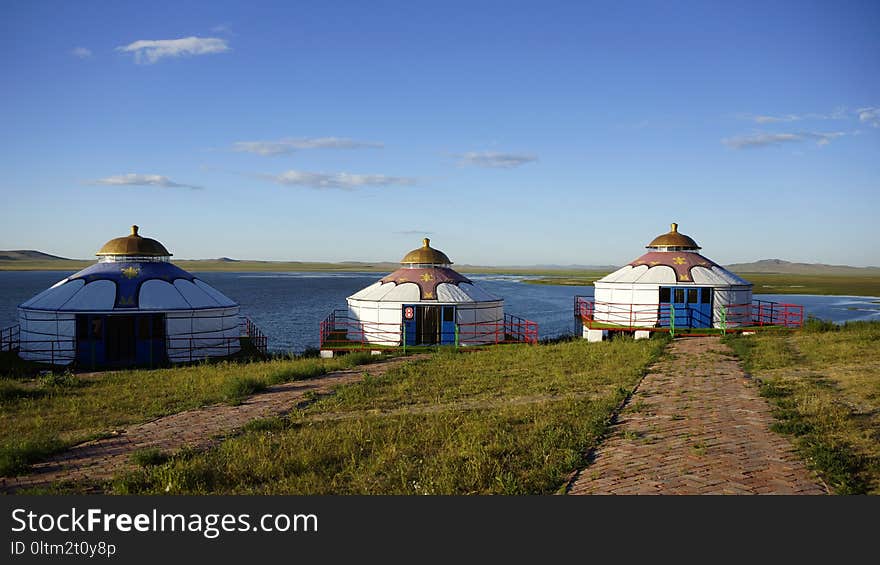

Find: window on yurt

[687,289,698,303]
[701,289,712,304]
[659,288,671,303]
[674,289,684,303]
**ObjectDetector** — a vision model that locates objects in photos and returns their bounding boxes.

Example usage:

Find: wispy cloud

[857,107,880,128]
[751,114,801,124]
[71,47,92,59]
[265,169,416,190]
[739,107,847,124]
[394,230,433,236]
[722,131,846,149]
[91,174,203,190]
[116,37,230,64]
[455,151,538,168]
[232,137,384,156]
[211,24,231,34]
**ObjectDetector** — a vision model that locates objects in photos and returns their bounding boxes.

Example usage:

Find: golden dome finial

[96,225,171,257]
[401,238,452,265]
[646,222,700,250]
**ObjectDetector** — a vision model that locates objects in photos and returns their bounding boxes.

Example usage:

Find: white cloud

[455,151,538,168]
[740,107,847,124]
[92,174,203,190]
[722,131,846,149]
[232,137,384,156]
[857,107,880,128]
[266,169,417,190]
[71,47,92,59]
[394,230,433,236]
[752,114,801,124]
[116,37,230,64]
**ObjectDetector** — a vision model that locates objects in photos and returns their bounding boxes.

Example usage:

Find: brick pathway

[567,337,827,495]
[1,355,425,493]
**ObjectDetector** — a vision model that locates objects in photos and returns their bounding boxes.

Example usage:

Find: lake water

[1,271,878,354]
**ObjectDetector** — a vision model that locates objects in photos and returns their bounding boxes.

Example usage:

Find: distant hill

[1,250,877,277]
[459,263,620,272]
[725,259,880,275]
[184,257,241,263]
[0,250,75,261]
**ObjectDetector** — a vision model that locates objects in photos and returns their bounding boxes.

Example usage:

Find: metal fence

[0,316,268,366]
[574,296,804,333]
[319,310,538,350]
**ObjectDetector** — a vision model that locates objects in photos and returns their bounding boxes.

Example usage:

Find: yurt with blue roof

[17,225,246,367]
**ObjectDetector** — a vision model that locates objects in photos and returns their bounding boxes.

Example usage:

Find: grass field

[0,352,378,476]
[527,272,880,296]
[110,337,669,494]
[724,320,880,494]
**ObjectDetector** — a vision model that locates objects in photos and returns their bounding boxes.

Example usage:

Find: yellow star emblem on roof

[672,256,686,265]
[679,273,690,281]
[121,266,140,279]
[420,273,434,282]
[423,291,434,299]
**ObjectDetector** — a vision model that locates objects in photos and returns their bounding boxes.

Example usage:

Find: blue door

[402,305,417,346]
[441,306,456,345]
[76,314,105,369]
[76,314,167,368]
[659,287,713,328]
[402,305,455,345]
[135,314,167,366]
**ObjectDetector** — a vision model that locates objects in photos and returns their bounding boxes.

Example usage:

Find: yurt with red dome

[320,239,537,351]
[578,223,757,341]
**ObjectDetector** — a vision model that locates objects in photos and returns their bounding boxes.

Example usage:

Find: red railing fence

[574,295,804,333]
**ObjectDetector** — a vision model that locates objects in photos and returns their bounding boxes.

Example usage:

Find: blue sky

[1,1,878,266]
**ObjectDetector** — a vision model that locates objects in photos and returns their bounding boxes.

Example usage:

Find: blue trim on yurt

[67,261,196,309]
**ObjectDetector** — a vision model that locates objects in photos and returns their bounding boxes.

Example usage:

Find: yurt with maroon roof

[583,223,753,341]
[322,239,536,350]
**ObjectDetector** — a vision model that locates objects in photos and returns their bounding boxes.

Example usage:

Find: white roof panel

[174,279,221,308]
[139,279,192,310]
[20,279,84,309]
[193,279,237,307]
[60,280,117,310]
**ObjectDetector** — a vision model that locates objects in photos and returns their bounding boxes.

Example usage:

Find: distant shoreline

[1,262,878,296]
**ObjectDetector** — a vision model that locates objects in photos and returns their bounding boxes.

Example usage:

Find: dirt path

[0,355,427,493]
[567,336,827,495]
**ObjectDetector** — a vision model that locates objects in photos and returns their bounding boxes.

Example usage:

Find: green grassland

[527,272,880,296]
[103,337,668,494]
[0,352,378,476]
[724,321,880,494]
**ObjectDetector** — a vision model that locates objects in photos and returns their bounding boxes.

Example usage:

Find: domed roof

[96,225,171,257]
[646,223,701,250]
[20,261,237,312]
[401,238,452,265]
